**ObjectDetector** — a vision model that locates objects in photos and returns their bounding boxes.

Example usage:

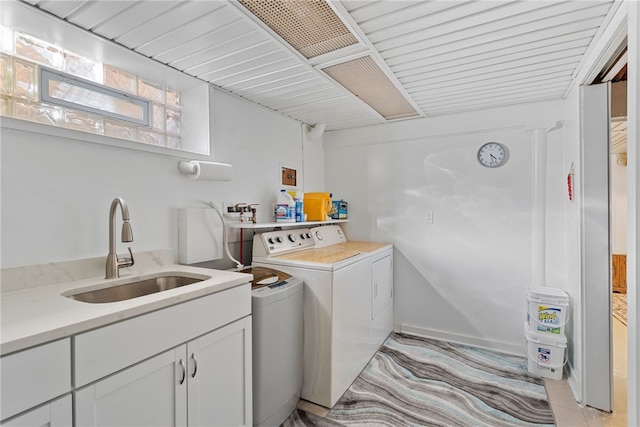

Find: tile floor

[536,314,627,427]
[599,315,628,427]
[545,379,603,426]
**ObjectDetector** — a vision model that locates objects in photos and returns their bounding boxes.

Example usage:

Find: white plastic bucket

[526,286,569,336]
[523,322,567,380]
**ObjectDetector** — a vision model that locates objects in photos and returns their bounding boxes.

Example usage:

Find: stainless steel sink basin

[67,275,207,303]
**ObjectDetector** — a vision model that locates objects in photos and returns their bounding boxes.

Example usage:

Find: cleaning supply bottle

[276,189,295,223]
[295,193,304,222]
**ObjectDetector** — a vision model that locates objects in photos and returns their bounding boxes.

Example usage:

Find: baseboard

[565,363,582,403]
[396,323,524,356]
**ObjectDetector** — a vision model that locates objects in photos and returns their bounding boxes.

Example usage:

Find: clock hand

[490,154,497,160]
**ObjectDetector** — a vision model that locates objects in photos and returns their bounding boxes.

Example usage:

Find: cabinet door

[372,254,393,320]
[75,347,187,427]
[187,316,252,427]
[371,253,394,351]
[2,394,71,427]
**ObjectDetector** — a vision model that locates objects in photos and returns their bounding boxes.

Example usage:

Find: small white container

[526,286,569,336]
[523,322,567,380]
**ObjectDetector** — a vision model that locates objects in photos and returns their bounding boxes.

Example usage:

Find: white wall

[0,88,317,269]
[324,100,565,353]
[561,84,584,399]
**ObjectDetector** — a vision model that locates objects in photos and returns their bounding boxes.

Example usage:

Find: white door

[371,253,394,350]
[2,394,72,427]
[372,254,393,320]
[581,82,612,412]
[187,316,252,427]
[75,347,187,427]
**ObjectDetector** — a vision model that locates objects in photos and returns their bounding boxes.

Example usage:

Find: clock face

[477,142,508,168]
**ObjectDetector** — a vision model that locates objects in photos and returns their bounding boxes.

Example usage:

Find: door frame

[576,2,638,422]
[580,82,613,412]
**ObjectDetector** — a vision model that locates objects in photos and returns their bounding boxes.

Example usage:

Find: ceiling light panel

[237,0,358,59]
[323,56,419,121]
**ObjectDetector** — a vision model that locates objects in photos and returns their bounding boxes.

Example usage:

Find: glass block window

[0,25,182,150]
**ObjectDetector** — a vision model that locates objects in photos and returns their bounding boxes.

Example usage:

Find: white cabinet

[0,338,71,423]
[75,317,252,427]
[74,284,252,427]
[75,347,187,427]
[187,317,252,427]
[74,284,250,388]
[1,394,72,427]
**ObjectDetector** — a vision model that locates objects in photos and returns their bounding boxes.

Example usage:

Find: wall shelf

[228,219,347,230]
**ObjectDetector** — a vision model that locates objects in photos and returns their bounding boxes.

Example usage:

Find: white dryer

[252,225,393,408]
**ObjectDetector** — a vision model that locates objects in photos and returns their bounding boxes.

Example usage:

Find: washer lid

[237,266,292,290]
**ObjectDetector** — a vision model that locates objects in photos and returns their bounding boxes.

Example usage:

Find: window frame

[40,67,150,127]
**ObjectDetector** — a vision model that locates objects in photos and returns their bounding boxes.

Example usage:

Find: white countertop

[0,252,252,356]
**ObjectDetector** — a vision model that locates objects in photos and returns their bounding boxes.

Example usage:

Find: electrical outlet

[425,211,434,224]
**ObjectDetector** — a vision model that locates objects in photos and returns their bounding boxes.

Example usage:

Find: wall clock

[477,142,509,168]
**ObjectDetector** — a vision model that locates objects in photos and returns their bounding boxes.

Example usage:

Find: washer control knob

[288,233,297,242]
[306,232,312,239]
[276,236,284,243]
[315,231,323,240]
[267,237,276,244]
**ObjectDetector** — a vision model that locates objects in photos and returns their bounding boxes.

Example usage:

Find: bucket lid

[523,322,567,345]
[527,286,569,300]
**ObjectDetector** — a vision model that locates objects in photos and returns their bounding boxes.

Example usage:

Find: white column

[528,122,562,287]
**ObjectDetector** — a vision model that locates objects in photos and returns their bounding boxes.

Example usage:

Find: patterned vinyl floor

[283,332,555,427]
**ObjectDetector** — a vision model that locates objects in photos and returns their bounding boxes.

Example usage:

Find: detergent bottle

[276,189,295,223]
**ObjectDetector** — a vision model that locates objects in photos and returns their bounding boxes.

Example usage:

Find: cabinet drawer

[0,339,71,421]
[74,283,250,387]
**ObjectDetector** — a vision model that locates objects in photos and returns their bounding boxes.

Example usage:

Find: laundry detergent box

[526,287,569,335]
[330,200,348,219]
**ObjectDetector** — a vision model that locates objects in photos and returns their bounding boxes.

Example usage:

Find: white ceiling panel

[17,0,620,130]
[92,1,181,41]
[136,6,239,58]
[215,61,305,88]
[66,2,137,30]
[185,43,285,77]
[171,31,269,71]
[154,24,254,64]
[116,2,224,49]
[393,34,593,78]
[33,0,87,19]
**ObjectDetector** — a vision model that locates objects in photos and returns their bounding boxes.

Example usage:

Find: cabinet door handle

[191,353,198,378]
[178,359,186,385]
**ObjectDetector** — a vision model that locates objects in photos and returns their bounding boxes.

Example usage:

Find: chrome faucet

[105,197,135,279]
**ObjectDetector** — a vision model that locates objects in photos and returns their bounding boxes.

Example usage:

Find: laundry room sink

[65,274,209,303]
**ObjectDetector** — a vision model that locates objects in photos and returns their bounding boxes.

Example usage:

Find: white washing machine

[252,225,393,408]
[237,266,303,427]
